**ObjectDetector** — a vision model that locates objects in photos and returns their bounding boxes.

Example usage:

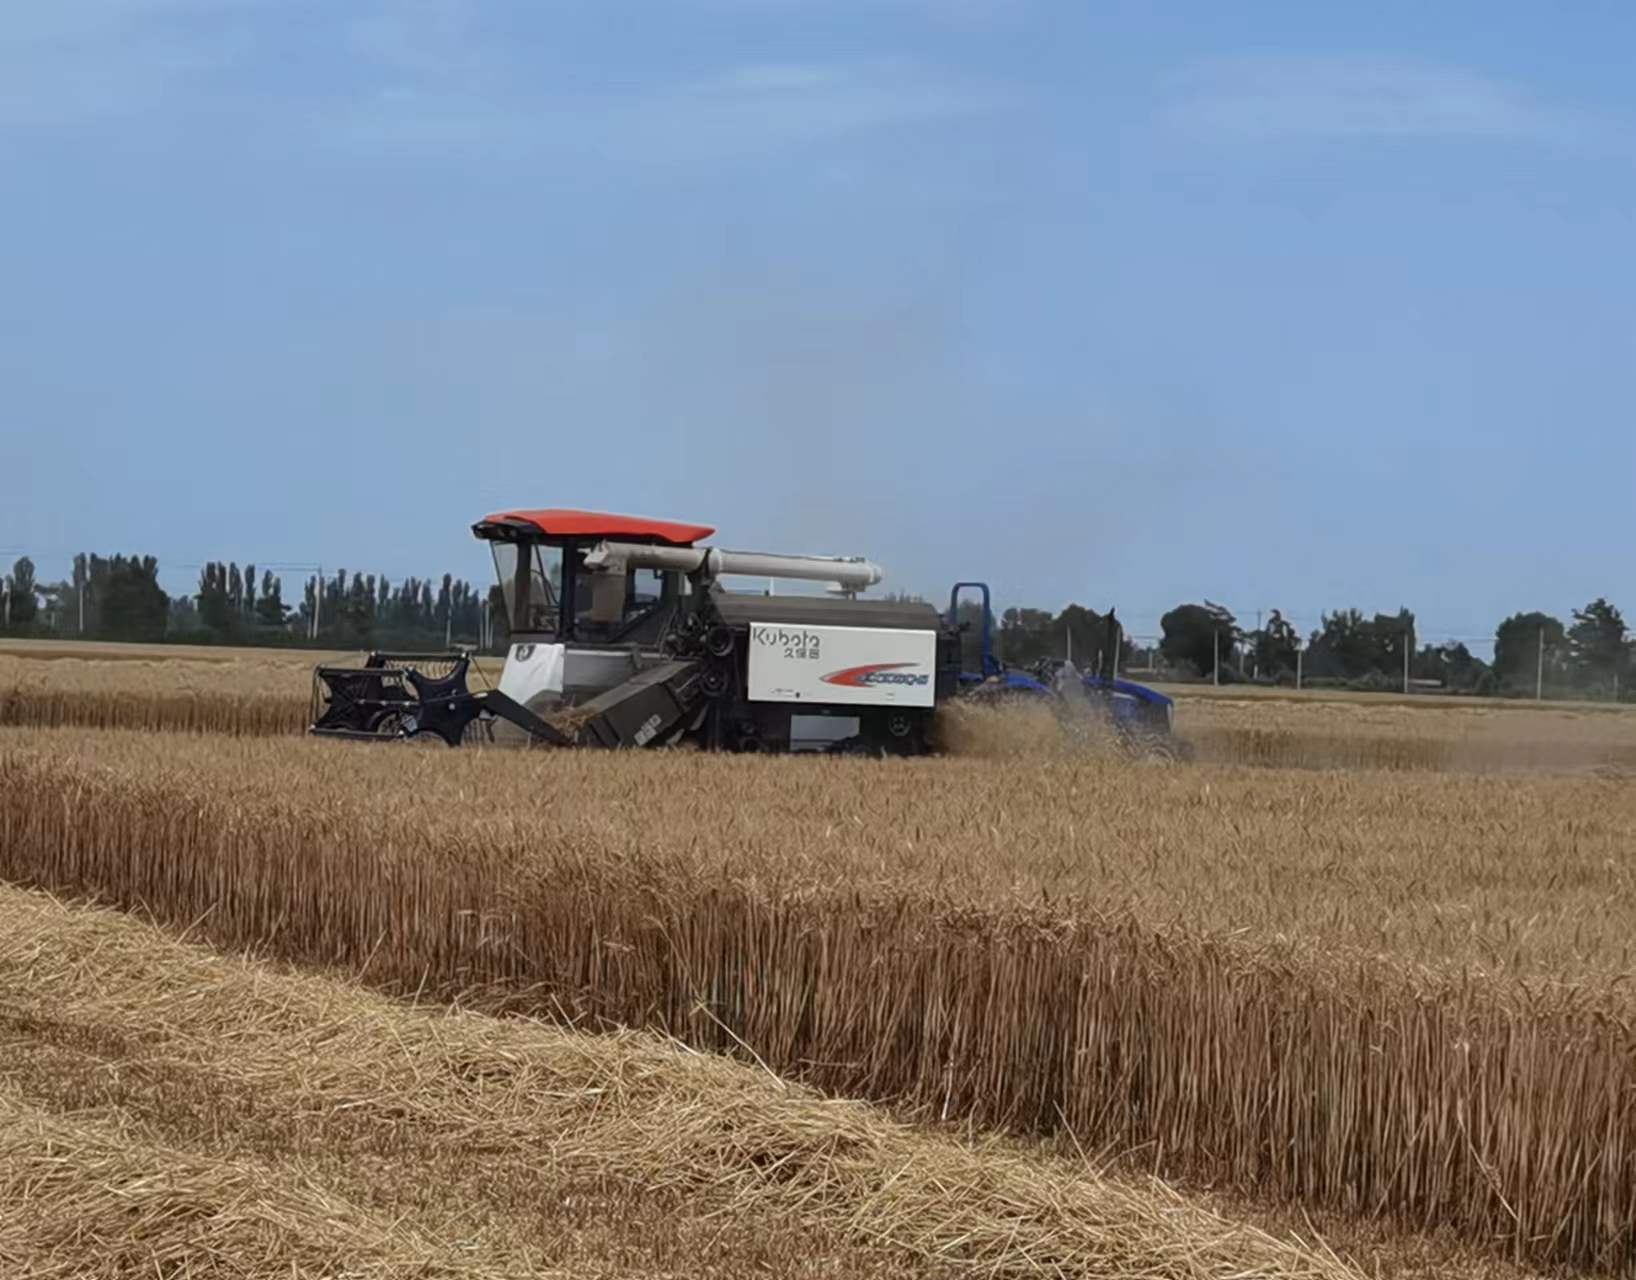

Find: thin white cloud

[0,0,1005,166]
[693,0,1023,16]
[331,56,1003,166]
[1164,55,1595,147]
[728,64,843,92]
[346,0,484,81]
[0,0,269,52]
[0,0,263,125]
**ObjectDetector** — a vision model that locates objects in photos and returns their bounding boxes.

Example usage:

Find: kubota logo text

[822,662,929,689]
[755,628,820,649]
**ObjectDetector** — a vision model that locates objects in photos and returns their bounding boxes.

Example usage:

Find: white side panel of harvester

[498,642,566,706]
[747,623,936,708]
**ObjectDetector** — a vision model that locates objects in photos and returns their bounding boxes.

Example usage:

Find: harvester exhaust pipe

[585,541,884,592]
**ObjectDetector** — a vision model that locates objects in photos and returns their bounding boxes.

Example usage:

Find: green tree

[1305,608,1414,681]
[6,556,38,626]
[169,593,202,633]
[1368,608,1416,680]
[436,573,454,639]
[1052,604,1116,672]
[197,563,234,636]
[998,607,1055,667]
[94,555,168,641]
[255,571,287,627]
[340,572,376,644]
[1248,609,1299,679]
[1567,598,1628,694]
[1306,609,1370,678]
[1493,611,1566,692]
[1160,602,1238,678]
[1411,641,1486,690]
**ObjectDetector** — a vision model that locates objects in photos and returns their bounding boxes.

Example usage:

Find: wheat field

[7,638,1636,773]
[0,880,1391,1280]
[0,645,315,736]
[1179,694,1636,773]
[3,639,1636,1273]
[2,717,1634,1273]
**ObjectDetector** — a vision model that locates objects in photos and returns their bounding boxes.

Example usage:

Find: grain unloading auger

[309,508,1176,755]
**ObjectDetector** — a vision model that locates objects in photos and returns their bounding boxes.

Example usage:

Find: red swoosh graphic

[822,662,914,688]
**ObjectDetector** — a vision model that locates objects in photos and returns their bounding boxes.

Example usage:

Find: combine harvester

[310,508,1175,756]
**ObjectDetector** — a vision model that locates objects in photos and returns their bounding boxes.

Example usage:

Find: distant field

[0,638,345,664]
[0,639,503,737]
[1147,679,1626,710]
[1176,692,1636,772]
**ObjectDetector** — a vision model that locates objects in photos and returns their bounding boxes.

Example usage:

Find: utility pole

[1536,625,1545,702]
[1402,630,1410,695]
[310,567,324,643]
[1212,630,1220,688]
[1295,645,1303,691]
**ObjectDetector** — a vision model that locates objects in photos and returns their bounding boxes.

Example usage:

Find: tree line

[0,554,503,651]
[1157,599,1632,699]
[3,551,1631,700]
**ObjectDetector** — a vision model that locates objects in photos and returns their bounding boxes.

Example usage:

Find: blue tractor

[947,583,1178,756]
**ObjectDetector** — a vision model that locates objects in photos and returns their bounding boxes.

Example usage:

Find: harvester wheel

[368,708,410,738]
[886,713,913,739]
[366,708,448,745]
[1125,731,1183,764]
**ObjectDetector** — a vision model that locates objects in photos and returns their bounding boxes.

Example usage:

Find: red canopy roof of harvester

[475,508,715,546]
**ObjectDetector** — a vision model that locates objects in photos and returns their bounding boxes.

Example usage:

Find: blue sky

[4,1,1634,644]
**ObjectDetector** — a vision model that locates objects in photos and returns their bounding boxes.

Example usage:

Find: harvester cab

[472,508,715,722]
